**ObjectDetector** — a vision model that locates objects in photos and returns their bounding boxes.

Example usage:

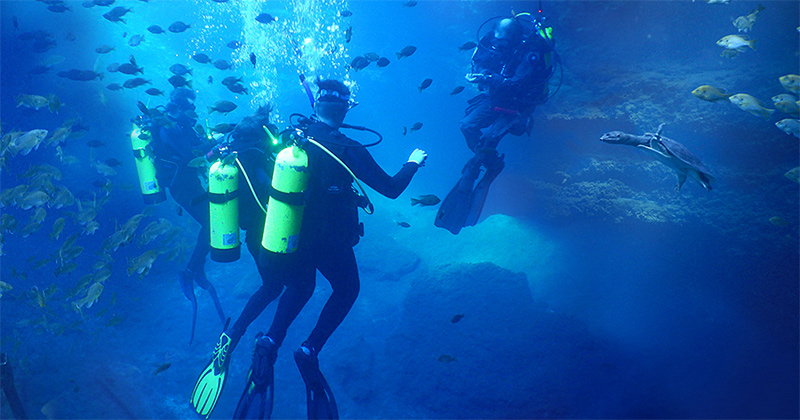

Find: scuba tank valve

[131,125,166,204]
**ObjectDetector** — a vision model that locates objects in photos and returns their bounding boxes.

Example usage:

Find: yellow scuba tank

[261,145,309,254]
[130,125,166,204]
[209,158,240,262]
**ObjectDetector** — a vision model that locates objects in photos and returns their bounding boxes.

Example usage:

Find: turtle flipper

[675,173,687,192]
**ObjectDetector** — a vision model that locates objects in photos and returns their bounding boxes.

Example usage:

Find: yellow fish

[127,249,159,276]
[776,119,800,138]
[728,93,774,118]
[0,280,12,298]
[692,85,731,102]
[74,282,104,309]
[779,74,800,95]
[716,34,755,51]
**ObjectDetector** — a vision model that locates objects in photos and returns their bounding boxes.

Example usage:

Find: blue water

[1,0,798,419]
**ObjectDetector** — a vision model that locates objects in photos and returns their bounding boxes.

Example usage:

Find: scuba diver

[134,87,226,343]
[190,78,427,420]
[1,353,27,419]
[435,13,557,234]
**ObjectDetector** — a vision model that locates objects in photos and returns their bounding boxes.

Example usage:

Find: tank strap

[268,184,305,206]
[208,189,239,204]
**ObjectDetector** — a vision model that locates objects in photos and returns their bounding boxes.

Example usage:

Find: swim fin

[191,332,232,419]
[464,152,504,227]
[434,156,481,235]
[294,343,338,420]
[234,333,277,419]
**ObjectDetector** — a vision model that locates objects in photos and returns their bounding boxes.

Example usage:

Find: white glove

[408,149,427,166]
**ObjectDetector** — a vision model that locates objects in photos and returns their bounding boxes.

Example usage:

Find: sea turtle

[600,124,715,191]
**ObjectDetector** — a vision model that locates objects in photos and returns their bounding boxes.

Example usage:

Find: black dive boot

[294,343,338,420]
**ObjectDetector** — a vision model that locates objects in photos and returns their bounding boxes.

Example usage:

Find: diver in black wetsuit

[435,14,556,235]
[189,78,427,420]
[144,87,226,342]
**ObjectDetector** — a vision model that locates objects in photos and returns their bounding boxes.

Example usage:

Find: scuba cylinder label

[261,145,309,254]
[209,159,241,262]
[130,126,166,204]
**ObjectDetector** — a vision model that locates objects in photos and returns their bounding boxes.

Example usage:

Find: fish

[74,282,104,310]
[249,52,256,67]
[728,94,774,118]
[716,34,755,51]
[123,78,151,89]
[450,86,465,95]
[450,314,464,323]
[691,85,731,102]
[213,59,232,70]
[147,25,165,34]
[0,281,11,298]
[409,122,423,133]
[402,127,407,135]
[48,3,70,12]
[153,363,171,375]
[208,100,237,114]
[784,167,800,183]
[733,4,764,33]
[410,194,440,206]
[779,74,800,94]
[345,26,352,43]
[15,94,58,111]
[168,21,191,33]
[769,216,789,227]
[775,119,800,138]
[227,83,248,95]
[127,249,159,276]
[418,78,433,92]
[106,315,123,327]
[167,75,191,89]
[50,217,66,241]
[222,76,243,86]
[255,13,276,24]
[458,41,477,51]
[396,221,411,228]
[227,40,242,49]
[396,45,417,59]
[136,218,172,246]
[93,161,117,176]
[350,56,369,71]
[8,129,48,156]
[95,44,116,54]
[210,123,236,134]
[117,60,143,75]
[169,64,192,76]
[772,97,800,117]
[192,53,212,64]
[145,88,164,96]
[376,57,390,67]
[402,1,417,7]
[340,10,353,17]
[57,69,103,81]
[128,34,144,47]
[438,354,457,363]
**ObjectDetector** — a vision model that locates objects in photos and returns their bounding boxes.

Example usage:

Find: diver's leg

[460,95,496,153]
[464,151,505,227]
[305,245,359,352]
[263,249,315,347]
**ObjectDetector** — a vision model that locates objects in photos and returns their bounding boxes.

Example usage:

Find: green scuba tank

[130,125,166,204]
[261,145,309,254]
[209,159,240,262]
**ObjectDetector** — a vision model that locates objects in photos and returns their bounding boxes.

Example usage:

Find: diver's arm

[348,147,420,199]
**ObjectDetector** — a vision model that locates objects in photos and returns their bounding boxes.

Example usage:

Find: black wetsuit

[228,121,419,352]
[150,122,211,270]
[461,31,553,151]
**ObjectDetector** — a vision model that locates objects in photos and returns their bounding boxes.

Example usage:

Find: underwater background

[1,0,798,419]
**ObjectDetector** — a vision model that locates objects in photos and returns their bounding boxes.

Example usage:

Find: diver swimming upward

[190,78,427,420]
[436,12,559,234]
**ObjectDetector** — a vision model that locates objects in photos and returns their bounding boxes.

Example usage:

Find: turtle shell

[645,133,713,175]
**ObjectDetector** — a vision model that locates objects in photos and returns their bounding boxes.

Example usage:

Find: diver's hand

[465,73,485,83]
[408,149,427,166]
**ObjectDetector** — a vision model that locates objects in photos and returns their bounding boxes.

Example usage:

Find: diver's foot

[294,342,339,420]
